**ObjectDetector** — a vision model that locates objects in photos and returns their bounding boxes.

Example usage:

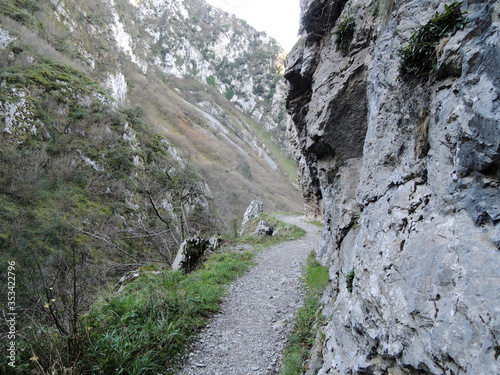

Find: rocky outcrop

[241,200,264,226]
[285,0,500,374]
[46,0,289,141]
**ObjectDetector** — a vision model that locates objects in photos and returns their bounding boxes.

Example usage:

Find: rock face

[285,0,500,374]
[241,200,264,226]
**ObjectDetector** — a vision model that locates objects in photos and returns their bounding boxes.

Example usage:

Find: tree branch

[68,223,142,263]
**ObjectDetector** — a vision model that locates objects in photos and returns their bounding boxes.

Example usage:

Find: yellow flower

[44,303,50,308]
[51,299,56,302]
[30,355,39,361]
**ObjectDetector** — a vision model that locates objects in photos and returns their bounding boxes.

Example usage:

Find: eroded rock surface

[285,0,500,374]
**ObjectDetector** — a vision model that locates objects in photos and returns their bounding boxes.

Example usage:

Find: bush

[225,87,234,100]
[206,75,216,87]
[398,2,467,79]
[334,16,355,55]
[345,269,355,293]
[12,9,33,25]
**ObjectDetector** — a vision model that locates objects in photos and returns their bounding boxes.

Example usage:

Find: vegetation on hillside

[0,0,304,372]
[0,38,218,374]
[71,251,255,374]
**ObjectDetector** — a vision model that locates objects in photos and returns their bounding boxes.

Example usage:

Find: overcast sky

[204,0,301,53]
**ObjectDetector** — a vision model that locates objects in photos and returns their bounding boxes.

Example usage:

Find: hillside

[0,0,302,372]
[0,0,301,220]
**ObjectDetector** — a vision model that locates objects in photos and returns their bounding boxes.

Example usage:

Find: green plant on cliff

[398,2,467,79]
[345,269,355,293]
[334,16,355,56]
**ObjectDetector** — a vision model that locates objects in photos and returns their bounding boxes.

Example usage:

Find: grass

[79,214,307,373]
[281,252,329,375]
[82,251,255,374]
[334,16,355,55]
[307,220,323,228]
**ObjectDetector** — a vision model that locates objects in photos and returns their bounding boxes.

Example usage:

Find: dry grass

[1,16,88,73]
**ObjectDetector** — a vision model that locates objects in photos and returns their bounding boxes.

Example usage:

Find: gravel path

[179,215,321,375]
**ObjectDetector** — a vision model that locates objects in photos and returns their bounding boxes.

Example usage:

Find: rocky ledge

[285,0,500,374]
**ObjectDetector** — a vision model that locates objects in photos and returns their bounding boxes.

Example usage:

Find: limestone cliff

[285,0,500,373]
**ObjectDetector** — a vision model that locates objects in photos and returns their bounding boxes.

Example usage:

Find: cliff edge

[285,0,500,373]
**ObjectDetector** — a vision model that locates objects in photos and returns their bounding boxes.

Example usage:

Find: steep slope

[0,0,302,220]
[41,0,290,144]
[0,1,302,372]
[286,0,499,374]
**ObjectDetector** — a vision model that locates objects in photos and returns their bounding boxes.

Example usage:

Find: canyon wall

[285,0,500,373]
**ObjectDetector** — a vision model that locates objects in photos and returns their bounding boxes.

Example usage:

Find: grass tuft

[398,2,467,80]
[334,16,355,56]
[307,220,323,228]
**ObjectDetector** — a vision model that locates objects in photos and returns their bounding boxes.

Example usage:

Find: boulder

[241,200,264,226]
[172,235,219,272]
[254,220,274,236]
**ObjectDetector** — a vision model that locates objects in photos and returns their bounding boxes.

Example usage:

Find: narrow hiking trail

[180,215,322,375]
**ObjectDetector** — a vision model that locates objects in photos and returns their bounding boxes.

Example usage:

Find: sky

[204,0,301,53]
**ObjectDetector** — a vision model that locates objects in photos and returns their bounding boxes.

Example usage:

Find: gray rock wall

[285,0,500,373]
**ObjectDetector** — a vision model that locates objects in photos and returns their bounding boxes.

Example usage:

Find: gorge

[0,0,498,374]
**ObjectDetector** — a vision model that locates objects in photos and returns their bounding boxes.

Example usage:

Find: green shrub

[225,87,235,100]
[345,268,355,293]
[398,2,467,79]
[206,75,217,87]
[334,16,355,55]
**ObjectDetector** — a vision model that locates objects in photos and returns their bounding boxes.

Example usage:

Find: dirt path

[179,215,322,375]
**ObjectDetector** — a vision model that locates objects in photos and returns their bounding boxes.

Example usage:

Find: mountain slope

[0,0,302,372]
[0,0,302,220]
